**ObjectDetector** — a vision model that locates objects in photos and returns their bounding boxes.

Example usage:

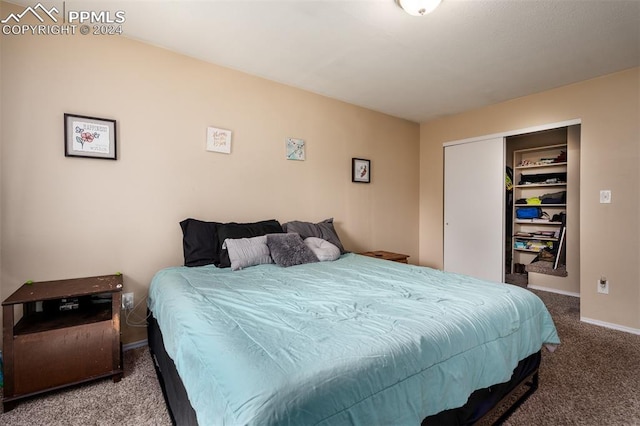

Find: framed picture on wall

[352,158,371,183]
[206,126,232,154]
[286,137,305,160]
[64,113,117,160]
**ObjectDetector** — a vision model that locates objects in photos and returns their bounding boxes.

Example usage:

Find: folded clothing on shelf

[540,191,566,204]
[519,172,567,185]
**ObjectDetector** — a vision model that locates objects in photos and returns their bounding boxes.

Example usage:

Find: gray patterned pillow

[266,233,319,267]
[223,235,273,271]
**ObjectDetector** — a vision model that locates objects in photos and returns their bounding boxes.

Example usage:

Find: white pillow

[303,237,341,261]
[223,235,273,271]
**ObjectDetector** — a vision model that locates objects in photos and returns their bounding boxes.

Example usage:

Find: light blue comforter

[148,253,559,426]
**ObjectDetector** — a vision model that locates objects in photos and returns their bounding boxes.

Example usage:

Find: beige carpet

[1,290,639,425]
[503,289,640,425]
[0,345,172,425]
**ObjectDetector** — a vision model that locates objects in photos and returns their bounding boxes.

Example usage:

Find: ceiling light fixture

[396,0,442,16]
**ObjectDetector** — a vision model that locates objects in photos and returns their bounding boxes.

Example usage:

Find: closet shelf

[513,236,559,242]
[515,220,562,225]
[514,204,566,208]
[514,183,566,188]
[514,248,546,253]
[514,161,567,170]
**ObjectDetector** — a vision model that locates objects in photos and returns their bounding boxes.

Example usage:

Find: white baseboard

[123,339,148,351]
[580,317,640,336]
[528,287,640,336]
[527,284,580,298]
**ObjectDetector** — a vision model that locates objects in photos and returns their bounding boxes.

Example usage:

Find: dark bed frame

[148,312,540,426]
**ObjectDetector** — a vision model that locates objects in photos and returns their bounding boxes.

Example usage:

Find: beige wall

[0,2,419,345]
[420,67,640,331]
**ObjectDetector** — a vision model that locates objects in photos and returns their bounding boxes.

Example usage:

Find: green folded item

[526,197,542,204]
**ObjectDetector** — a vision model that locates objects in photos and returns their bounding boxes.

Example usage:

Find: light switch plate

[599,190,611,204]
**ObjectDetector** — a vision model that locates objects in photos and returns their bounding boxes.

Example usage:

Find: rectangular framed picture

[64,113,117,160]
[352,158,371,183]
[286,137,305,161]
[207,127,232,154]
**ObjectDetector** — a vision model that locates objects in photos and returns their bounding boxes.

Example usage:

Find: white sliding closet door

[444,137,504,283]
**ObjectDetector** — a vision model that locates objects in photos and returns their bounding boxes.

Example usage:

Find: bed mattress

[148,253,559,425]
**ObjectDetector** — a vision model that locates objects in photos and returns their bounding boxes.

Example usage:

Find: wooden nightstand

[2,274,123,411]
[360,250,410,264]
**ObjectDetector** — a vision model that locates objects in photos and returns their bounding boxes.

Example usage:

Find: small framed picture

[352,158,371,183]
[207,127,232,154]
[64,113,117,160]
[286,137,305,161]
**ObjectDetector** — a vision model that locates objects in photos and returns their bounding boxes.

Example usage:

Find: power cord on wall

[124,295,150,328]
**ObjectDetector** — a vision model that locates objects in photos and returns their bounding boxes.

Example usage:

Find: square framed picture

[286,137,305,161]
[207,127,232,154]
[64,113,117,160]
[352,158,371,183]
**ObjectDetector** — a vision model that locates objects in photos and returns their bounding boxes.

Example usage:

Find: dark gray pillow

[266,233,319,267]
[282,218,346,254]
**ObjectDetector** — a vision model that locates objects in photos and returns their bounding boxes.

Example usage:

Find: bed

[147,220,559,425]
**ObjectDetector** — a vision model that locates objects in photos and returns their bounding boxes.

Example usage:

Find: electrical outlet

[122,292,134,310]
[600,190,612,204]
[597,278,609,294]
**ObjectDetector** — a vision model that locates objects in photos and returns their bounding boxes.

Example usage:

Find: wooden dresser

[359,250,410,264]
[2,274,123,411]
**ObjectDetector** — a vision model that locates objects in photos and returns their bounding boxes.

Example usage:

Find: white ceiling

[8,0,640,122]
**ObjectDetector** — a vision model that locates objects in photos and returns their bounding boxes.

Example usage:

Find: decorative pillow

[224,236,273,271]
[216,219,284,268]
[180,218,221,267]
[282,218,346,254]
[304,237,341,262]
[266,233,319,267]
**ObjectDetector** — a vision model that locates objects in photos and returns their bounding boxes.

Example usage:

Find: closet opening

[504,125,580,295]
